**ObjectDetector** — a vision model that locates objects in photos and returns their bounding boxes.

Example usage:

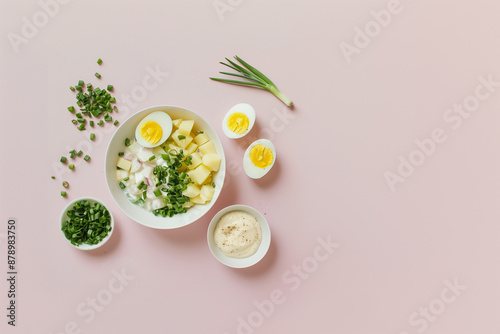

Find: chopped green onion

[75,85,82,92]
[68,164,75,170]
[71,119,77,124]
[77,124,86,131]
[62,181,69,188]
[210,55,294,107]
[107,85,113,91]
[119,182,126,189]
[212,182,216,188]
[77,118,86,123]
[113,120,119,126]
[113,106,118,112]
[68,106,75,112]
[77,150,83,157]
[98,120,104,126]
[95,72,101,78]
[90,120,94,127]
[118,152,124,156]
[84,155,90,162]
[196,131,204,134]
[51,176,55,179]
[178,135,186,140]
[69,150,76,158]
[60,156,67,163]
[125,138,131,147]
[61,199,112,246]
[75,112,82,118]
[70,86,75,92]
[149,155,155,161]
[154,189,162,197]
[90,133,95,141]
[61,191,67,197]
[123,177,129,181]
[87,83,92,89]
[97,58,103,64]
[78,80,84,86]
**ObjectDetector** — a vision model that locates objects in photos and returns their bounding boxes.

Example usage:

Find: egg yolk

[227,112,249,134]
[249,145,273,168]
[139,121,163,145]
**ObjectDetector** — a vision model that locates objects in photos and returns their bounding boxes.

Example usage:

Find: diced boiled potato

[190,195,206,205]
[127,141,142,155]
[187,152,202,170]
[116,169,129,181]
[172,118,183,128]
[153,146,166,157]
[200,185,216,202]
[194,132,210,146]
[202,153,221,172]
[117,158,132,171]
[172,129,193,149]
[141,166,153,179]
[135,172,145,184]
[178,120,195,136]
[185,142,198,156]
[130,159,142,173]
[183,201,194,209]
[182,184,201,198]
[198,140,217,155]
[203,175,212,185]
[187,164,211,185]
[136,148,154,162]
[168,144,187,157]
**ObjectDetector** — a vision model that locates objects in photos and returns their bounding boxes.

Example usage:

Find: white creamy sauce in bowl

[214,211,262,258]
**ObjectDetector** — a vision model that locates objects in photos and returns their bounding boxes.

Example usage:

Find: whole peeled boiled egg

[135,111,173,148]
[222,103,256,139]
[243,139,276,179]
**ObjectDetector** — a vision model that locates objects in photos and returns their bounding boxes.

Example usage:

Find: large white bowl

[105,105,226,229]
[207,205,271,268]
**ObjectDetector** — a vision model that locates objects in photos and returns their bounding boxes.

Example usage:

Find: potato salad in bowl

[105,106,225,229]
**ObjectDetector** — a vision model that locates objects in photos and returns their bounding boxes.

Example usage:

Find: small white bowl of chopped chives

[60,197,114,250]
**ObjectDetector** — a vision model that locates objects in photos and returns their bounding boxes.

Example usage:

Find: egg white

[222,103,256,139]
[243,139,276,179]
[135,111,173,148]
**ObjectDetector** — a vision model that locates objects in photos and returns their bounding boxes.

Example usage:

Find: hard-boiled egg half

[222,103,256,139]
[243,139,276,179]
[135,111,173,148]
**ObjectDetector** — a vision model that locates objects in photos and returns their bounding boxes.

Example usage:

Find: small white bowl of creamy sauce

[207,204,271,268]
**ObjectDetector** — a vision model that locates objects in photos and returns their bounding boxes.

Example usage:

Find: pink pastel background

[1,1,500,333]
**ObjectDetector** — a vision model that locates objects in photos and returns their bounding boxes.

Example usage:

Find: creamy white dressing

[214,211,262,258]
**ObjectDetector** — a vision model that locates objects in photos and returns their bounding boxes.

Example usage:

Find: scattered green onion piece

[77,124,86,131]
[68,164,75,170]
[149,155,155,161]
[97,58,103,64]
[125,138,131,147]
[90,133,95,141]
[84,155,90,162]
[87,83,92,89]
[118,152,124,156]
[62,181,69,188]
[178,135,186,140]
[51,176,55,179]
[77,118,86,123]
[61,191,67,197]
[77,150,83,157]
[70,86,75,92]
[107,85,113,91]
[71,119,77,124]
[68,106,75,112]
[60,156,67,163]
[212,182,216,188]
[69,150,76,158]
[75,85,82,92]
[154,189,162,197]
[90,120,94,127]
[119,182,126,189]
[113,120,119,126]
[98,120,104,126]
[209,55,294,107]
[123,177,129,181]
[78,80,84,86]
[113,106,118,112]
[95,72,101,78]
